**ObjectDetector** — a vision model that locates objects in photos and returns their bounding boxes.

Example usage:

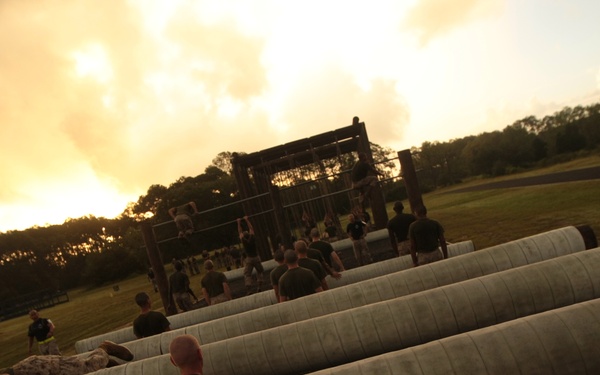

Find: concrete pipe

[308,298,600,374]
[102,226,587,361]
[76,239,474,353]
[77,228,416,352]
[198,248,600,375]
[91,248,600,375]
[98,226,591,367]
[79,223,594,353]
[88,241,472,360]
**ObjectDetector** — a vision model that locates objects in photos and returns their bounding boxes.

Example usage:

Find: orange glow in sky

[1,0,599,232]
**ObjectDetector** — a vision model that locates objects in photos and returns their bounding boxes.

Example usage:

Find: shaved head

[170,335,203,374]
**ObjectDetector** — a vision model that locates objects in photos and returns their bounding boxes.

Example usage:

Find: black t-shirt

[169,271,189,293]
[309,241,335,267]
[28,318,52,342]
[351,161,371,182]
[201,271,228,297]
[346,221,366,240]
[387,213,416,242]
[298,258,327,281]
[133,311,170,338]
[242,235,258,257]
[270,264,288,286]
[279,267,321,300]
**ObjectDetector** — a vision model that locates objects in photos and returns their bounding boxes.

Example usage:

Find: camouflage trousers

[351,238,373,266]
[417,248,443,265]
[3,348,109,375]
[397,240,411,256]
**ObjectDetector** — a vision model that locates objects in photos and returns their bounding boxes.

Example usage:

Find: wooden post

[270,184,293,250]
[398,149,424,213]
[141,222,177,316]
[355,119,388,229]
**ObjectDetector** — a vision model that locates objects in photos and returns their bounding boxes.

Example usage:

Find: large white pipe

[80,223,593,353]
[199,248,600,375]
[116,226,587,361]
[91,248,600,375]
[76,235,474,353]
[88,228,594,373]
[308,298,600,374]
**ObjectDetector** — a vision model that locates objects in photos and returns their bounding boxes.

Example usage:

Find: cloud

[0,0,424,231]
[402,0,503,46]
[278,64,410,148]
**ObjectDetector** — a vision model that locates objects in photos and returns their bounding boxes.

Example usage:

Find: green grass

[1,157,599,368]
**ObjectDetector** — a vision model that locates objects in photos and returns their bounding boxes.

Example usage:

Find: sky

[1,0,599,233]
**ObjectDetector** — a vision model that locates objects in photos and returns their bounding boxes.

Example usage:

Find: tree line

[1,102,599,299]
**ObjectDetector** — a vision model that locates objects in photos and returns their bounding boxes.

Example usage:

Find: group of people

[270,228,346,302]
[6,292,204,374]
[5,318,203,375]
[168,256,233,312]
[387,201,448,266]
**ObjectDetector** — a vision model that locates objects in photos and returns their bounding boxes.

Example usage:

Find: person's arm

[279,295,289,303]
[439,233,448,259]
[28,336,34,354]
[320,278,329,291]
[388,228,399,256]
[321,259,341,279]
[362,222,369,237]
[223,282,232,301]
[331,251,345,272]
[410,238,418,267]
[369,163,384,176]
[244,216,254,235]
[133,323,142,339]
[188,201,199,215]
[167,281,173,310]
[315,286,324,293]
[272,285,280,302]
[47,320,55,338]
[237,218,244,238]
[201,287,210,306]
[168,207,177,219]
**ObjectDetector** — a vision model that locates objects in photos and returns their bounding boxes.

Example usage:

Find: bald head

[170,335,203,374]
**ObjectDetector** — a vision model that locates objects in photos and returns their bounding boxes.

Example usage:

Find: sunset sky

[1,0,599,232]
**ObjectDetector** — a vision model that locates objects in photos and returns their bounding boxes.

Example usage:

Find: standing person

[294,240,329,291]
[27,309,60,356]
[133,292,171,338]
[409,205,448,267]
[387,201,416,256]
[169,335,203,375]
[278,250,323,302]
[229,245,242,269]
[351,152,384,206]
[168,261,194,312]
[301,210,316,238]
[237,215,264,295]
[309,228,345,272]
[346,213,373,266]
[269,249,288,302]
[222,246,233,271]
[323,212,339,242]
[147,267,158,292]
[200,260,232,306]
[168,201,199,239]
[191,256,200,274]
[1,341,133,375]
[186,257,196,275]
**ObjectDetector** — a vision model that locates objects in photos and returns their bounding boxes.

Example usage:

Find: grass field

[1,155,599,368]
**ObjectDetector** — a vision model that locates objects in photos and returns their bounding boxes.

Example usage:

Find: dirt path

[447,166,600,193]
